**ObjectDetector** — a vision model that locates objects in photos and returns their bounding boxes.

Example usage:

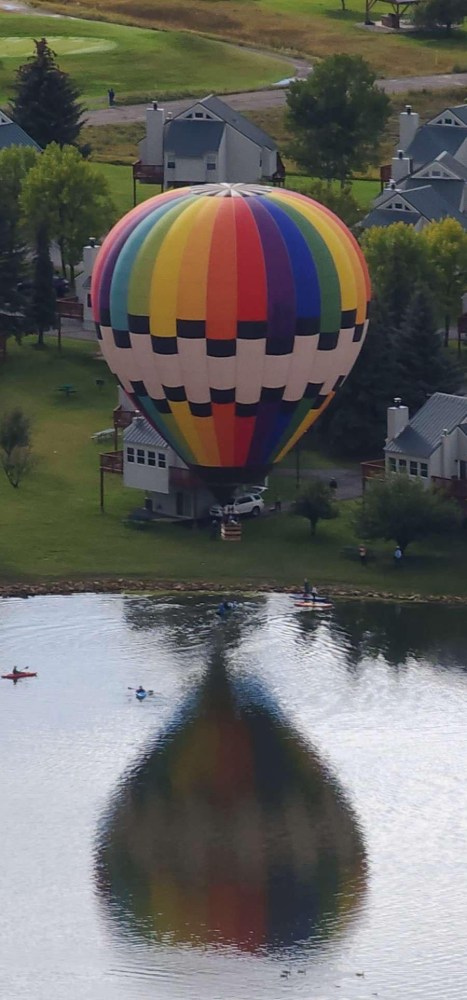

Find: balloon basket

[221,521,242,542]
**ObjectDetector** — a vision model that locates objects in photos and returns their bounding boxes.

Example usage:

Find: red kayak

[2,671,37,680]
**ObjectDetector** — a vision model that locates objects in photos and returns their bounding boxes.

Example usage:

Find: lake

[1,593,466,999]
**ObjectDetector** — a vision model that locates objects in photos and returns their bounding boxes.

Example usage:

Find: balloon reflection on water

[95,654,366,954]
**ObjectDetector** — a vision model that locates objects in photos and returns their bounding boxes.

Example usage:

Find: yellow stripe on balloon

[274,393,335,462]
[169,401,210,466]
[271,192,360,318]
[150,199,206,337]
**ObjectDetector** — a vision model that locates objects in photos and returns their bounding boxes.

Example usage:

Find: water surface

[1,594,466,999]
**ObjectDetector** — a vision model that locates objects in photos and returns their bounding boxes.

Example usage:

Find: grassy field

[0,13,290,106]
[0,337,466,596]
[32,0,467,78]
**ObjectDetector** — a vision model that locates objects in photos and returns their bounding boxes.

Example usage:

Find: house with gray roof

[362,104,467,231]
[0,110,40,151]
[135,95,284,191]
[123,411,216,518]
[384,394,467,485]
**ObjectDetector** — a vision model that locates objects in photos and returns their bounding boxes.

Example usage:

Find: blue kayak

[136,690,147,701]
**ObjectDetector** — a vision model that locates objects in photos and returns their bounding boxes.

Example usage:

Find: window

[167,160,175,169]
[410,460,418,476]
[207,162,216,170]
[431,169,441,176]
[148,450,156,467]
[444,117,452,124]
[137,449,145,465]
[398,458,407,472]
[158,452,166,469]
[420,463,428,478]
[195,112,204,118]
[394,201,403,209]
[389,457,396,472]
[127,447,134,463]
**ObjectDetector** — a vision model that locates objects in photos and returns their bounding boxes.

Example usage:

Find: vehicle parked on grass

[209,493,265,518]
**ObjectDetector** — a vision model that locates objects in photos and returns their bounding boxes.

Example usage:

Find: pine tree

[0,215,29,344]
[318,298,399,457]
[9,38,85,149]
[396,286,463,413]
[31,225,56,348]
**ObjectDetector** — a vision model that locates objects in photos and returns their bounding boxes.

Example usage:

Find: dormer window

[394,201,403,209]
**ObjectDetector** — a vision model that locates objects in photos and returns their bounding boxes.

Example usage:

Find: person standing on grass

[108,87,115,107]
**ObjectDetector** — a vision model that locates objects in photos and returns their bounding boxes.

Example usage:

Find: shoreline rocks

[0,579,465,605]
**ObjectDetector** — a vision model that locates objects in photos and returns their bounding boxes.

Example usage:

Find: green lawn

[1,337,466,597]
[0,13,290,106]
[32,0,467,78]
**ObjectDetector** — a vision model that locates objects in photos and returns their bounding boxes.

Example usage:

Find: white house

[362,104,467,231]
[384,393,467,485]
[134,95,284,191]
[123,414,216,518]
[75,238,101,332]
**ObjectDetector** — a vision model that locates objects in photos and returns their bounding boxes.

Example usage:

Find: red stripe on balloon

[234,416,256,467]
[233,198,268,321]
[212,402,235,466]
[206,199,237,340]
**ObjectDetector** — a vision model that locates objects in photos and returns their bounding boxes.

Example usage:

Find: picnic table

[58,384,76,398]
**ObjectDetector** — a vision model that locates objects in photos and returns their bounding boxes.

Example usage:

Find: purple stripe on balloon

[248,198,296,342]
[247,399,283,466]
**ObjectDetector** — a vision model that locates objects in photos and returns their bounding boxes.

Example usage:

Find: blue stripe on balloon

[258,407,297,466]
[258,199,321,321]
[248,198,296,343]
[109,196,194,332]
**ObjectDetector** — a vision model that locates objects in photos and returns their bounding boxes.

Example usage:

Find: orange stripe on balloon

[206,199,237,340]
[176,197,219,320]
[212,402,235,466]
[233,197,268,321]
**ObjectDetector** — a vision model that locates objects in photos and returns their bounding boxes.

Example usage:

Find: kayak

[294,602,333,611]
[136,690,147,701]
[2,671,37,680]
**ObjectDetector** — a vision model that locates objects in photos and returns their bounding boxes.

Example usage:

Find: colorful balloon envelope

[92,184,371,492]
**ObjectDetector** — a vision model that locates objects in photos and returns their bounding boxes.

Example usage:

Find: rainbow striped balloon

[92,184,371,489]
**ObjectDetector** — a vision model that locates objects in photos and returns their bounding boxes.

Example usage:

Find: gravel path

[85,73,467,126]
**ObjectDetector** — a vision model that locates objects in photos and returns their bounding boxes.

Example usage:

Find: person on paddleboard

[311,586,318,603]
[303,579,311,598]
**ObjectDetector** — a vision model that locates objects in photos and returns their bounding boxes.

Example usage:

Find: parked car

[209,493,265,518]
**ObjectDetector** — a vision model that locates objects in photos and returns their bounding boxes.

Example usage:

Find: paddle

[127,687,154,695]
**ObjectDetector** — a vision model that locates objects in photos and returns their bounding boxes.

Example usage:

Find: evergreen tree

[0,214,29,344]
[9,38,84,149]
[396,286,463,413]
[318,298,399,457]
[31,225,56,348]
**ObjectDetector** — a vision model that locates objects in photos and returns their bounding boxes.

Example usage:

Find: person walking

[393,545,402,567]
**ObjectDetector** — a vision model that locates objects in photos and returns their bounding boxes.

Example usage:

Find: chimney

[141,100,165,166]
[391,149,412,182]
[387,397,409,441]
[399,104,419,151]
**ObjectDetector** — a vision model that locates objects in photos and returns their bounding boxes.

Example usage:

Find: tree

[9,37,84,149]
[318,297,399,457]
[31,224,56,348]
[293,480,338,535]
[397,286,462,412]
[361,223,435,329]
[286,55,391,184]
[0,147,38,346]
[421,218,467,348]
[413,0,467,33]
[21,143,116,283]
[292,179,363,228]
[355,475,461,552]
[0,409,34,488]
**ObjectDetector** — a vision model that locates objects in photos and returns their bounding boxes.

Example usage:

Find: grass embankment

[32,0,467,78]
[1,338,467,597]
[0,13,290,106]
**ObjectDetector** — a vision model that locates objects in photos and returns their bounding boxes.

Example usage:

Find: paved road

[86,72,467,126]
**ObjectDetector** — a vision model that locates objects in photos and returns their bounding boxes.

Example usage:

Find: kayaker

[136,685,146,695]
[12,666,20,675]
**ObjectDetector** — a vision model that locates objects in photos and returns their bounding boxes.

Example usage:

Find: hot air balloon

[92,184,370,498]
[95,656,366,952]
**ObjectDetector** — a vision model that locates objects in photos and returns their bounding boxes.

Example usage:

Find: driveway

[275,465,362,501]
